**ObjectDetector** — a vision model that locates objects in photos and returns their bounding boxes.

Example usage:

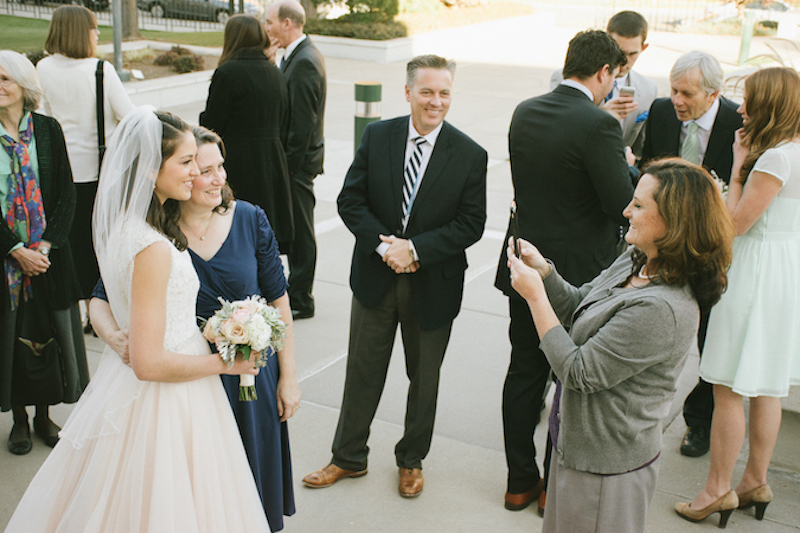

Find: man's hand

[379,235,418,274]
[602,95,638,121]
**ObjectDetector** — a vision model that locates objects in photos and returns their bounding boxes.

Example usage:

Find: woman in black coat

[0,50,88,455]
[200,15,293,251]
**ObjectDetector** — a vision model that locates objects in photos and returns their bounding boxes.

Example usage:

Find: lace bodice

[108,222,203,352]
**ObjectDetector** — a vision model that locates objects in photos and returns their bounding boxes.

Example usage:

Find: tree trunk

[299,0,317,19]
[122,0,142,40]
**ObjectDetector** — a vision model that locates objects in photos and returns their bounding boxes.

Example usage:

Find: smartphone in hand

[619,86,635,98]
[510,201,520,258]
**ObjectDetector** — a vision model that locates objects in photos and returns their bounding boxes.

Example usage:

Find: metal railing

[0,0,267,32]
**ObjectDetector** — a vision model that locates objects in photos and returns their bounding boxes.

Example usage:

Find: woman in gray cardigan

[507,159,735,532]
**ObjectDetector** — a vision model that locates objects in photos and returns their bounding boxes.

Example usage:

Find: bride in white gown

[5,107,270,532]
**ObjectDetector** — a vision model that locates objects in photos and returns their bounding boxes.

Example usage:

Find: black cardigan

[1,112,79,310]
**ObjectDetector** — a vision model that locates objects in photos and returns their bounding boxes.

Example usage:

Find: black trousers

[70,181,100,299]
[287,171,317,312]
[503,297,552,494]
[331,276,452,471]
[683,307,715,429]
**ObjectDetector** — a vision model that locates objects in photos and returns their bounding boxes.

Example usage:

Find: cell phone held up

[510,201,520,258]
[619,86,635,98]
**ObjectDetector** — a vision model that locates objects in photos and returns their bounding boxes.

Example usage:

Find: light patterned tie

[681,121,701,165]
[402,136,427,229]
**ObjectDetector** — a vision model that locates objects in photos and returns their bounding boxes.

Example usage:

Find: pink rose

[220,319,250,345]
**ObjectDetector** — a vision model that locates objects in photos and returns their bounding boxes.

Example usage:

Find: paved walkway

[2,13,799,532]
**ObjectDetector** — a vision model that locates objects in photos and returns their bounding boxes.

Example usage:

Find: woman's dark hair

[739,67,800,182]
[45,5,97,59]
[191,125,235,213]
[146,111,193,251]
[632,158,735,310]
[218,15,269,66]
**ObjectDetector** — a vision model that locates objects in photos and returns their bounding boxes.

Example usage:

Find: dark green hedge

[305,16,408,40]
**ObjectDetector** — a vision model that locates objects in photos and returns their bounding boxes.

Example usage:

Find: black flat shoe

[8,423,32,455]
[680,426,710,457]
[34,418,60,448]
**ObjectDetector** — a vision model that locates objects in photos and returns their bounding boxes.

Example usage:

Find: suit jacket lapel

[667,107,682,156]
[704,97,737,169]
[390,118,409,230]
[407,123,453,227]
[281,38,308,72]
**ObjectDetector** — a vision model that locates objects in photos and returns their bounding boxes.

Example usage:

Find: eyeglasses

[0,76,18,88]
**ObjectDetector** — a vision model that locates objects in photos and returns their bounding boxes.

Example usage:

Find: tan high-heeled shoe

[738,484,772,521]
[675,490,739,529]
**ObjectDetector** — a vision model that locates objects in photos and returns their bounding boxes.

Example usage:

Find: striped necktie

[402,136,427,228]
[681,121,701,165]
[605,79,617,103]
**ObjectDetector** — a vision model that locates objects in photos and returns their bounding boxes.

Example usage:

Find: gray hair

[670,51,723,95]
[406,55,456,88]
[0,50,42,111]
[277,0,305,28]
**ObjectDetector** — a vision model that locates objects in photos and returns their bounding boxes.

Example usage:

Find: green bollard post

[354,82,382,157]
[738,11,756,66]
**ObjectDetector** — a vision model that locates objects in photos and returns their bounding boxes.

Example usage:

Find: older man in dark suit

[641,50,743,458]
[265,0,327,319]
[302,55,487,499]
[496,30,635,514]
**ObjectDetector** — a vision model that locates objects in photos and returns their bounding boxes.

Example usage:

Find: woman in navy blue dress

[90,126,298,531]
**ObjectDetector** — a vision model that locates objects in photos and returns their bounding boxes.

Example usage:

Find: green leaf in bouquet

[238,344,252,361]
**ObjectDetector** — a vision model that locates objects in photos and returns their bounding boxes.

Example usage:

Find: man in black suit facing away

[303,55,487,499]
[496,30,635,513]
[265,0,327,319]
[641,50,743,458]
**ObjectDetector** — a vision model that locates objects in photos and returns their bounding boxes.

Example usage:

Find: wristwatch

[39,246,50,256]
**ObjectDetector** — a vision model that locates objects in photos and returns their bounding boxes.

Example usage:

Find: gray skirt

[542,449,660,533]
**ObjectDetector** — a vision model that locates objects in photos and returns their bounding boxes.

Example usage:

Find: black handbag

[11,296,65,406]
[96,59,106,173]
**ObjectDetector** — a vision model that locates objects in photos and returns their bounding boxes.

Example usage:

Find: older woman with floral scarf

[0,50,88,455]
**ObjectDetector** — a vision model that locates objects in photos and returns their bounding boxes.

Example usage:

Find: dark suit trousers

[503,297,552,493]
[332,276,452,471]
[683,307,715,429]
[287,170,317,312]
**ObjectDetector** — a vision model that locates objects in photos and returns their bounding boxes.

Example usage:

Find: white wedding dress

[5,223,270,533]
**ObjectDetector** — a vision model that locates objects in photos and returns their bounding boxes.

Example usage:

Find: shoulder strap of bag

[96,59,106,173]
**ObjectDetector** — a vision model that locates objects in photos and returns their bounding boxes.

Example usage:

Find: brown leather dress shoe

[504,478,544,511]
[302,463,367,488]
[398,467,423,498]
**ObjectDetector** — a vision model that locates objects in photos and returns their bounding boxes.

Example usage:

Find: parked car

[137,0,263,24]
[706,0,793,22]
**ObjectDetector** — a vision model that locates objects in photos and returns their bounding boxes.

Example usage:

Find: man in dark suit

[265,0,327,319]
[302,55,487,498]
[495,30,635,513]
[640,50,743,458]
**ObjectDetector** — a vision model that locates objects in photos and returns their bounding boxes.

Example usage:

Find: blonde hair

[740,67,800,181]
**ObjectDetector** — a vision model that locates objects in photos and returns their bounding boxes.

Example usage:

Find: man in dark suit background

[265,0,327,319]
[549,11,658,163]
[303,55,487,499]
[641,50,743,458]
[496,30,635,513]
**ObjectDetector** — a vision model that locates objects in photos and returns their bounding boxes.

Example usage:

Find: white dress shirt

[561,79,594,102]
[376,120,444,259]
[680,98,720,165]
[282,34,307,64]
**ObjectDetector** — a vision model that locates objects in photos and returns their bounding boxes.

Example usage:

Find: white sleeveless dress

[5,225,270,532]
[700,142,800,397]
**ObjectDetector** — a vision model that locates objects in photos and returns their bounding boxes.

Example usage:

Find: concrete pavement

[2,12,799,532]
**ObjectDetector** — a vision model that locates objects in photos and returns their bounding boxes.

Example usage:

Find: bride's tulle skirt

[5,334,270,533]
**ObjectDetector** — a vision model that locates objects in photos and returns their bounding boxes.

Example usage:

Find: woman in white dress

[4,108,270,532]
[676,67,800,527]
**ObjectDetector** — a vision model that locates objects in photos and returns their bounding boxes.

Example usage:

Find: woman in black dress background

[200,15,293,251]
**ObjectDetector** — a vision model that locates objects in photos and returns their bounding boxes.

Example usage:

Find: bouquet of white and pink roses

[202,296,287,401]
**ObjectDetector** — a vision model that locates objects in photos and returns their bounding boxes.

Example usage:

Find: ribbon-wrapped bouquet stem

[202,296,287,401]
